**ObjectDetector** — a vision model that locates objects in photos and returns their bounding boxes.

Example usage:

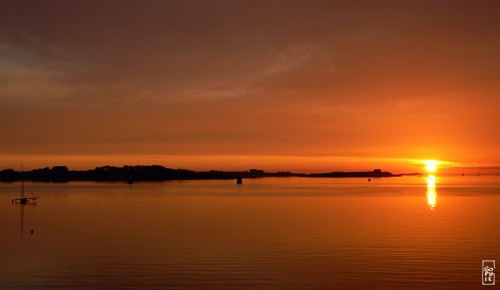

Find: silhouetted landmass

[0,165,304,182]
[0,166,400,182]
[399,172,422,176]
[308,169,400,178]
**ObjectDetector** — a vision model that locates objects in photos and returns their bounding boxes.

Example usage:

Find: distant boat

[11,168,38,204]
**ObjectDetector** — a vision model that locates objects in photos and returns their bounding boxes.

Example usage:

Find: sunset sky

[1,0,499,173]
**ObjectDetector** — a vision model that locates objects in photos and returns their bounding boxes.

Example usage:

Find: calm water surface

[1,176,499,289]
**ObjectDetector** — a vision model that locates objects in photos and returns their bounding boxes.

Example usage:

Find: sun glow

[424,160,439,173]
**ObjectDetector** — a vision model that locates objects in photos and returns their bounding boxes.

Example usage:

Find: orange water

[1,176,498,289]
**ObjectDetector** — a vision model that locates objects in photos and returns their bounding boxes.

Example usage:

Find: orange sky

[0,1,499,173]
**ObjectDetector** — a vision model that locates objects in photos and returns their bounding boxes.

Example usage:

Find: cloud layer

[1,0,499,170]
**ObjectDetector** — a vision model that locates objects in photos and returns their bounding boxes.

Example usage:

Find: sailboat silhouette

[11,166,38,204]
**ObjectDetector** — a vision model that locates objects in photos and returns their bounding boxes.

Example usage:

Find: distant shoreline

[0,165,404,182]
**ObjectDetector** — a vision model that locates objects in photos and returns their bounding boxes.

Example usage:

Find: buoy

[368,178,371,182]
[236,176,242,184]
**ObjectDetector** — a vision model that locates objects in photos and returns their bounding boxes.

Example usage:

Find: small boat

[12,196,38,204]
[11,169,38,204]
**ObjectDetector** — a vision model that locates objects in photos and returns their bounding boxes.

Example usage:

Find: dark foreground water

[1,176,499,289]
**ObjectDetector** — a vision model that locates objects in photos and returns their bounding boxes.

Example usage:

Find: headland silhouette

[0,166,402,182]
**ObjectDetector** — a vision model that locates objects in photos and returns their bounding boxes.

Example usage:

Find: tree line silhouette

[0,165,399,182]
[0,165,303,182]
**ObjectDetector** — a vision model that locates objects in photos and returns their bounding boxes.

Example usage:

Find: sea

[1,175,499,289]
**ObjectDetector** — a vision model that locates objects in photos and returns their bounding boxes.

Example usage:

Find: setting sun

[424,160,439,173]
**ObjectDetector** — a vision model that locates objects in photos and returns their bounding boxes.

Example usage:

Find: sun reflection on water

[427,175,437,210]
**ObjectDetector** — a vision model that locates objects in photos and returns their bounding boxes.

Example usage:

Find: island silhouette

[0,166,403,182]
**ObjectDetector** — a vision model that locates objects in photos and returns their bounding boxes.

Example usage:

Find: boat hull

[12,197,37,204]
